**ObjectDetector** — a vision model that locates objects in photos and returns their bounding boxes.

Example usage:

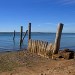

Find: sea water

[0,32,75,52]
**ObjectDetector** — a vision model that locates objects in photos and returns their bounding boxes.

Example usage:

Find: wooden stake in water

[13,30,15,41]
[20,26,23,47]
[28,23,31,40]
[53,23,63,54]
[22,30,28,41]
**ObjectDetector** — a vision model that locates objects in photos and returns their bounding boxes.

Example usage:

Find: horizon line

[0,31,75,34]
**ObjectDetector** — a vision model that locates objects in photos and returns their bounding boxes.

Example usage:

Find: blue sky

[0,0,75,32]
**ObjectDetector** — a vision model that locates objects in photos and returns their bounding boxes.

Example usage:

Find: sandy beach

[0,50,75,75]
[0,0,75,74]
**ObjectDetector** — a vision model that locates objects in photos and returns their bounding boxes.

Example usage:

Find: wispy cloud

[37,25,41,27]
[30,0,50,3]
[65,22,75,26]
[37,22,75,27]
[43,22,53,25]
[36,0,75,5]
[58,0,75,5]
[29,0,75,5]
[37,22,55,27]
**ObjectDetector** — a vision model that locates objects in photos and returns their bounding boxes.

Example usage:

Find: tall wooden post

[53,23,63,54]
[28,23,31,40]
[20,26,23,46]
[13,30,15,40]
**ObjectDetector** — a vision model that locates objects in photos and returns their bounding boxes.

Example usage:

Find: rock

[63,52,74,59]
[41,73,43,75]
[52,49,74,60]
[52,54,63,60]
[59,49,74,59]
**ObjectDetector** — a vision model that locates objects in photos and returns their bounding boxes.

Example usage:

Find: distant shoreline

[0,32,75,34]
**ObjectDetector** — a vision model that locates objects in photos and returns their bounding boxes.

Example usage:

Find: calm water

[0,32,75,52]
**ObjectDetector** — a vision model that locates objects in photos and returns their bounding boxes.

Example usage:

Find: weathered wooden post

[28,23,31,51]
[22,30,28,41]
[53,23,63,54]
[28,23,31,40]
[13,30,15,40]
[20,26,23,47]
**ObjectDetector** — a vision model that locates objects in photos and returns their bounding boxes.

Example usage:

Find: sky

[0,0,75,33]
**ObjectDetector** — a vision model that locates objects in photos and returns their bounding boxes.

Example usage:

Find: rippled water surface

[0,32,75,52]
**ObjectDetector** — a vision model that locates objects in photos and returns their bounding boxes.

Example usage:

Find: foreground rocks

[52,49,74,60]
